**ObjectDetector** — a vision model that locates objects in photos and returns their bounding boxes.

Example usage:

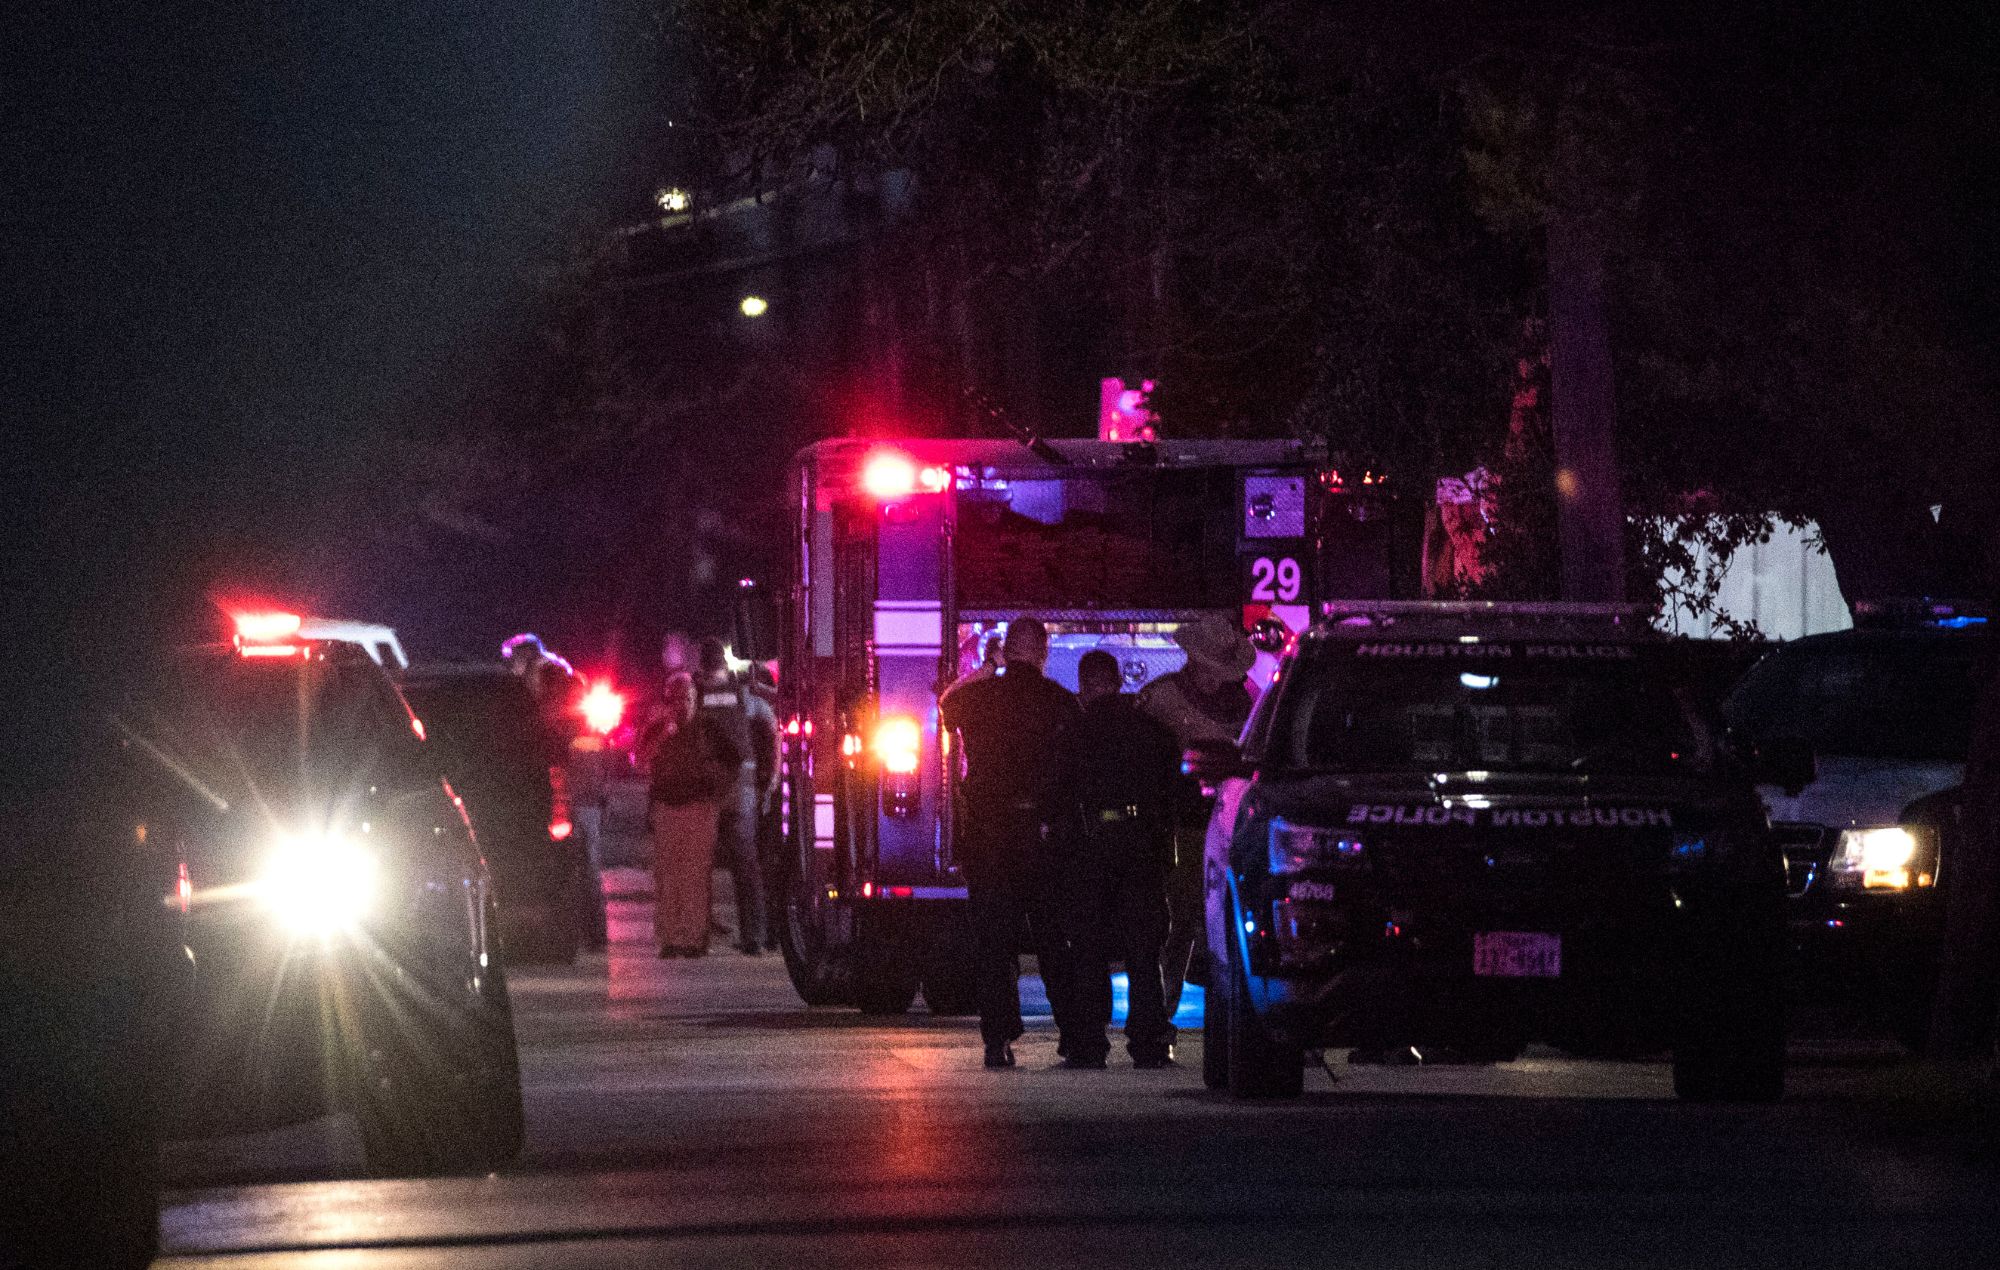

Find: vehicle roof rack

[1318,600,1651,630]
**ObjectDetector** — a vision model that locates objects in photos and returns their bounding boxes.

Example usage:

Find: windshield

[402,676,559,781]
[128,655,407,805]
[1271,643,1712,775]
[952,469,1240,609]
[1725,639,1981,762]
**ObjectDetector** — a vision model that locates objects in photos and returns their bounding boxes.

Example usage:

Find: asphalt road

[154,880,2000,1268]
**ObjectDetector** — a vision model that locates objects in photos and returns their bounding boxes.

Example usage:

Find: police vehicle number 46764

[1187,603,1798,1102]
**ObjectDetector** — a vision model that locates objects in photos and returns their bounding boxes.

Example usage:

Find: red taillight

[175,860,191,913]
[549,766,572,843]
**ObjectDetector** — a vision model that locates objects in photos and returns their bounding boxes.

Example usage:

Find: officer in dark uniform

[695,637,778,955]
[938,617,1083,1069]
[1052,650,1183,1068]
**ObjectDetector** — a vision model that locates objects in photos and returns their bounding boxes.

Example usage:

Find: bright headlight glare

[1268,820,1366,874]
[1830,826,1936,891]
[261,833,379,935]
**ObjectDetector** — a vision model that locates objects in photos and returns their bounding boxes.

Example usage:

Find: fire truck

[744,437,1411,1013]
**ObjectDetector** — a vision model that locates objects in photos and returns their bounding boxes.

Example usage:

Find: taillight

[548,766,573,842]
[872,716,921,775]
[174,860,191,913]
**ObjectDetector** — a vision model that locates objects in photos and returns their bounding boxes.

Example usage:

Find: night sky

[5,3,646,801]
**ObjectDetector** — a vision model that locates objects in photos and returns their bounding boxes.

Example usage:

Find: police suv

[1189,603,1794,1101]
[119,616,524,1174]
[1722,601,1989,1047]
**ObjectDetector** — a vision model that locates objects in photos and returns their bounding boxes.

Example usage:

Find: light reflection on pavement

[154,883,1999,1268]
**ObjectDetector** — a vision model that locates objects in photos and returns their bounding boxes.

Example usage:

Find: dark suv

[1722,609,1989,1046]
[1190,603,1792,1101]
[119,635,523,1174]
[400,665,591,964]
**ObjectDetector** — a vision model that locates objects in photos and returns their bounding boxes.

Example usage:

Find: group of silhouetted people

[941,615,1257,1070]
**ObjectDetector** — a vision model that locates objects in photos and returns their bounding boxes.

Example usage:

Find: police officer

[694,637,778,955]
[1137,614,1257,1017]
[938,617,1083,1069]
[1052,650,1182,1068]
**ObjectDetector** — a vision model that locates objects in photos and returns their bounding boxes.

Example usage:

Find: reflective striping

[873,602,942,650]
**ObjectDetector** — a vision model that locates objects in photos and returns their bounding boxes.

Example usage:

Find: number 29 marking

[1250,556,1303,602]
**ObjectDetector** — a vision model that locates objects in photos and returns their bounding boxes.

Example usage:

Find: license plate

[1473,931,1561,978]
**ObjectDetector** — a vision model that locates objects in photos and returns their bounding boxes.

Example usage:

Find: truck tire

[778,855,847,1007]
[347,946,526,1176]
[921,929,979,1016]
[852,911,920,1015]
[1225,922,1303,1098]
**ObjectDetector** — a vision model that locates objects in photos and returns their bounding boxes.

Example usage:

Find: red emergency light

[233,611,302,643]
[578,680,626,736]
[861,450,950,500]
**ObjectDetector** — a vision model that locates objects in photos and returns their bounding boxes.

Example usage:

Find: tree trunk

[1545,213,1626,603]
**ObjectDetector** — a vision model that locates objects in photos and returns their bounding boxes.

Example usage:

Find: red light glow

[918,465,951,494]
[233,611,302,642]
[176,861,191,913]
[549,819,574,842]
[579,680,626,735]
[862,451,919,499]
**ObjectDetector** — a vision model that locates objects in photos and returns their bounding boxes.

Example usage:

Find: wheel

[852,913,920,1015]
[778,847,847,1006]
[1202,969,1230,1090]
[346,947,526,1175]
[1225,919,1304,1098]
[920,929,979,1016]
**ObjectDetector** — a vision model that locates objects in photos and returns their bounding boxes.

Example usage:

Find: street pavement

[154,880,2000,1268]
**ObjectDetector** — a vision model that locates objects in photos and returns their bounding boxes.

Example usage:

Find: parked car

[1722,603,1990,1047]
[1190,602,1792,1101]
[401,664,592,964]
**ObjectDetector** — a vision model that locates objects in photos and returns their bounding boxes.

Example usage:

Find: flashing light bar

[233,611,303,643]
[861,450,951,500]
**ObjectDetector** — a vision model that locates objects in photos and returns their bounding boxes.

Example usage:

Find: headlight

[259,832,379,935]
[1268,819,1366,874]
[1829,826,1938,891]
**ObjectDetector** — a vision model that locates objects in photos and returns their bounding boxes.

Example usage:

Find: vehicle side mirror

[1754,736,1816,796]
[1182,741,1247,785]
[1248,617,1290,654]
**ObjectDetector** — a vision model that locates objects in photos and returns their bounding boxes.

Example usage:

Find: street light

[739,295,769,318]
[655,187,690,213]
